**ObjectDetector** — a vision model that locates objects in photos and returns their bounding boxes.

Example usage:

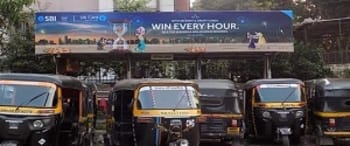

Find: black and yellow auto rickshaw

[305,78,350,146]
[105,78,201,146]
[194,79,244,146]
[244,78,307,146]
[0,73,95,146]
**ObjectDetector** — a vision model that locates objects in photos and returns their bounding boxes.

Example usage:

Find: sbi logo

[37,16,56,22]
[99,15,107,21]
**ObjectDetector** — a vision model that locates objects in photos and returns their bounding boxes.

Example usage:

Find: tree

[0,0,55,73]
[192,0,258,10]
[0,12,55,73]
[309,0,350,19]
[272,42,333,80]
[114,0,150,12]
[0,0,34,50]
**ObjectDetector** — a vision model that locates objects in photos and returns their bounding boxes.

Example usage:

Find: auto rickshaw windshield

[199,89,242,114]
[316,89,350,112]
[137,85,198,109]
[0,84,56,107]
[256,84,302,102]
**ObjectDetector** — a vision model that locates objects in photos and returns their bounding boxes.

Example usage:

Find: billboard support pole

[53,55,59,75]
[264,54,272,79]
[127,55,132,79]
[195,58,202,79]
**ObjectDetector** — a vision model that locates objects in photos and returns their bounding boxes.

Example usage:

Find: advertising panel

[35,11,294,54]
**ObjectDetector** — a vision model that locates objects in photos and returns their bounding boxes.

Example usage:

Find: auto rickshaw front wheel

[232,138,246,146]
[281,135,290,146]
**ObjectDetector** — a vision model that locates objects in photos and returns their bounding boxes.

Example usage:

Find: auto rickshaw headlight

[33,120,44,128]
[186,119,195,128]
[262,111,271,118]
[295,111,304,118]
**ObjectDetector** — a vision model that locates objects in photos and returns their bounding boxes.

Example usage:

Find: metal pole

[53,55,59,75]
[196,58,202,79]
[54,56,58,74]
[127,56,132,79]
[264,55,272,78]
[156,0,160,11]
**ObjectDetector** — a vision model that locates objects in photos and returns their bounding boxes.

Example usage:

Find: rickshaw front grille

[200,118,227,133]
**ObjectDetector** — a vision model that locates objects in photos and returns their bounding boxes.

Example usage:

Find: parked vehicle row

[0,73,349,146]
[104,77,350,146]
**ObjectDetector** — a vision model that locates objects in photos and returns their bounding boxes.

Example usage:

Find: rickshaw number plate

[9,123,19,130]
[227,127,240,135]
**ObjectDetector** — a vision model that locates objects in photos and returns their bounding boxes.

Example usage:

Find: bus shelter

[34,11,294,79]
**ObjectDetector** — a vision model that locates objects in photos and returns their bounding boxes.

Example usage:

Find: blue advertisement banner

[35,11,294,54]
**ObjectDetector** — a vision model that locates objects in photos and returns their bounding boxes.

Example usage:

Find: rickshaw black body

[305,78,350,146]
[0,115,59,146]
[194,79,244,145]
[251,107,305,138]
[0,73,95,146]
[244,78,307,145]
[106,79,201,146]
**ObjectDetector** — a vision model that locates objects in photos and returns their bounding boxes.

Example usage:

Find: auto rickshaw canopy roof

[305,78,350,91]
[0,73,85,90]
[244,78,304,89]
[193,79,237,90]
[112,78,197,91]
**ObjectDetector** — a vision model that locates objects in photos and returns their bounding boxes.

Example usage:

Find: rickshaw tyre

[314,127,328,146]
[231,139,246,146]
[281,135,290,146]
[290,135,301,144]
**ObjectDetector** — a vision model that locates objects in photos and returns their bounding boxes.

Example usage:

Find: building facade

[31,0,114,12]
[31,0,191,12]
[146,0,190,11]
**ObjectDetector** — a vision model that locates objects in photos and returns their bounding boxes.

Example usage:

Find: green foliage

[192,0,258,10]
[309,0,350,19]
[342,69,350,78]
[228,59,264,82]
[272,42,333,80]
[114,0,150,12]
[0,12,55,73]
[0,0,34,49]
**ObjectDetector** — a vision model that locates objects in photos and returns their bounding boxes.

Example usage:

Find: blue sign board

[35,11,294,54]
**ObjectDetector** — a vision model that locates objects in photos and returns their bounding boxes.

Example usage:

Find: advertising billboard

[35,11,294,54]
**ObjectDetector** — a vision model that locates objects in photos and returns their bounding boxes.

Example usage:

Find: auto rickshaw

[0,73,95,146]
[244,78,307,146]
[194,79,244,146]
[305,78,350,146]
[105,78,201,146]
